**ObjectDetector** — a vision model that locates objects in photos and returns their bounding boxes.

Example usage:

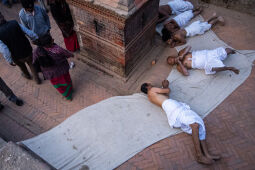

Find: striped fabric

[50,72,73,100]
[0,77,14,98]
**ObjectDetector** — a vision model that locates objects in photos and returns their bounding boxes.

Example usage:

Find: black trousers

[0,77,14,104]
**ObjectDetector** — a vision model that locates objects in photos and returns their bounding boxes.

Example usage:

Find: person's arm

[178,45,191,61]
[212,67,239,74]
[60,47,74,58]
[19,10,29,29]
[153,87,170,95]
[41,6,51,29]
[19,24,38,41]
[176,60,189,76]
[0,40,15,66]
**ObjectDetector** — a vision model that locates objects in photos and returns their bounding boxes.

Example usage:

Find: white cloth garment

[162,99,206,140]
[185,20,212,37]
[168,0,194,15]
[192,47,228,74]
[173,10,194,28]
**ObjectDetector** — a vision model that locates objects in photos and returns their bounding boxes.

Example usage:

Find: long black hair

[161,27,172,42]
[20,0,34,9]
[37,35,55,68]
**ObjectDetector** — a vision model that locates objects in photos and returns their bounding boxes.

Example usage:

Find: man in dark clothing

[0,12,41,84]
[0,77,23,110]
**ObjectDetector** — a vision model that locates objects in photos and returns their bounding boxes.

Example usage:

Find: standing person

[0,77,23,111]
[0,12,41,84]
[140,80,221,164]
[33,35,74,100]
[19,0,51,39]
[49,0,80,52]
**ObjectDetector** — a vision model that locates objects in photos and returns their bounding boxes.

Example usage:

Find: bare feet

[217,16,225,26]
[197,155,214,165]
[231,67,240,74]
[205,153,221,161]
[225,48,236,54]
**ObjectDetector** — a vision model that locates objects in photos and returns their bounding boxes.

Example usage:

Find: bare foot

[225,48,236,54]
[212,12,217,17]
[231,68,240,74]
[217,16,225,26]
[197,155,214,165]
[205,153,221,161]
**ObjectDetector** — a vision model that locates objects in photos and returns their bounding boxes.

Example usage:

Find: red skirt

[64,31,80,52]
[50,72,73,100]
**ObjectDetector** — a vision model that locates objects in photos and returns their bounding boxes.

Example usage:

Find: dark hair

[38,34,53,47]
[141,83,149,94]
[37,35,55,68]
[162,27,172,42]
[20,0,34,9]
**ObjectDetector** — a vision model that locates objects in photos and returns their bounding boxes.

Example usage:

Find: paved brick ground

[0,2,255,170]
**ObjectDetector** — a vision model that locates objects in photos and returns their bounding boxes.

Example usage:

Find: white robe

[168,0,194,15]
[173,10,194,28]
[162,99,206,140]
[192,47,228,74]
[185,20,212,37]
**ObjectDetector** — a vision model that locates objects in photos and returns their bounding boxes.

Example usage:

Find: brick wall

[68,0,159,77]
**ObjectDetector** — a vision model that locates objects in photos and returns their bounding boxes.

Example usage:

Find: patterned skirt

[50,72,73,100]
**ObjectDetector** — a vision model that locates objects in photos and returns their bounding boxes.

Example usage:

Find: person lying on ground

[162,7,202,41]
[0,77,23,111]
[141,79,221,165]
[158,0,194,23]
[166,13,225,47]
[167,46,239,76]
[33,34,74,101]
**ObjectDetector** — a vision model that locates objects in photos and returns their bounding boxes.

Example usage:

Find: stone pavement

[0,2,255,170]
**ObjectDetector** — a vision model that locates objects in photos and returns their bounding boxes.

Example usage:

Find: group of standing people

[0,0,80,109]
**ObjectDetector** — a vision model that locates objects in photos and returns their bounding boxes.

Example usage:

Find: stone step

[0,142,54,170]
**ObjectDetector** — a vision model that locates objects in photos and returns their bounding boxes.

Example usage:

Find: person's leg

[206,12,217,23]
[0,77,23,106]
[0,102,4,111]
[14,59,32,80]
[26,55,41,84]
[190,123,214,164]
[208,16,225,26]
[200,140,221,160]
[225,48,236,55]
[192,7,202,17]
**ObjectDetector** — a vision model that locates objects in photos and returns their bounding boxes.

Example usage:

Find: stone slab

[0,142,53,170]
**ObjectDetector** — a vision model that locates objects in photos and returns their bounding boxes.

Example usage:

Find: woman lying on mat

[163,13,225,48]
[33,34,74,101]
[167,46,239,76]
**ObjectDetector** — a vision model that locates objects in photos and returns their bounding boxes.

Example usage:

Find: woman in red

[49,0,79,52]
[33,35,74,100]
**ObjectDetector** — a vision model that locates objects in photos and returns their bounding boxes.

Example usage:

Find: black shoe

[0,104,4,111]
[9,95,24,106]
[21,73,32,80]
